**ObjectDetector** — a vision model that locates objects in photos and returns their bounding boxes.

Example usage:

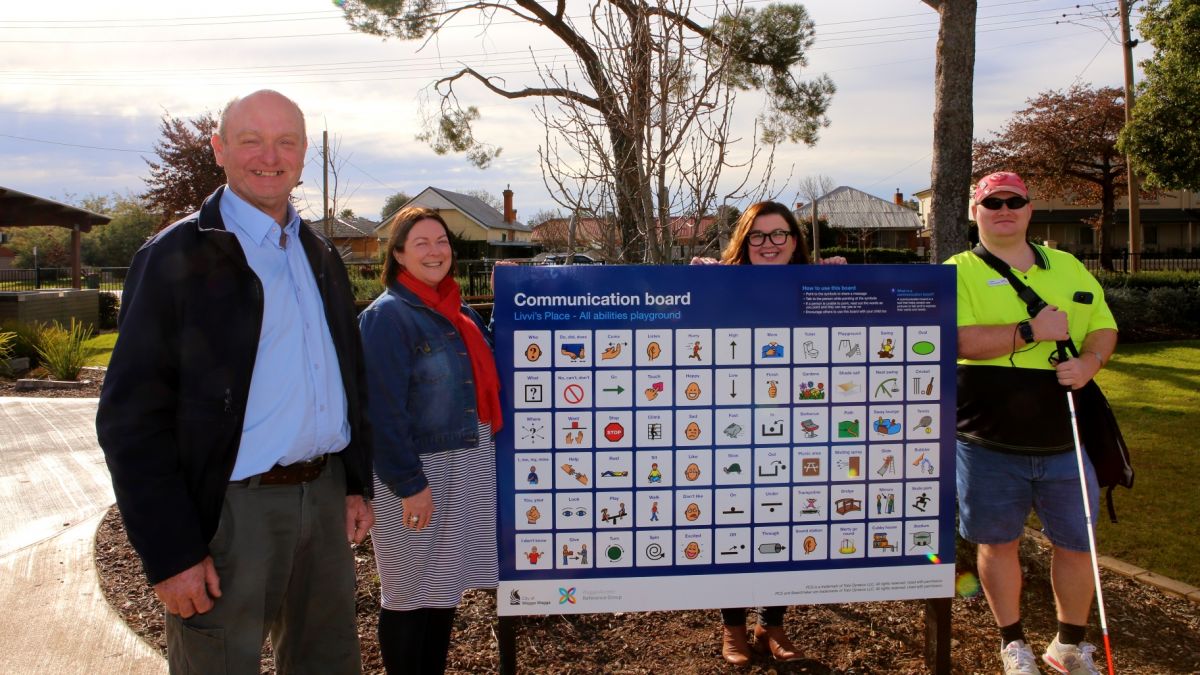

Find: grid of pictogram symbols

[510,325,946,572]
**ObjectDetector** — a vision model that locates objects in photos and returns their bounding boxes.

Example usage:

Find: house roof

[308,215,381,239]
[0,246,15,258]
[408,187,532,233]
[0,185,110,231]
[801,186,922,231]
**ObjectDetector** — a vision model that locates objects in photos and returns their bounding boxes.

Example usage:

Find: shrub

[819,247,923,264]
[0,320,44,366]
[350,275,382,304]
[1095,270,1200,290]
[0,330,14,375]
[35,319,94,381]
[1103,286,1200,341]
[99,292,120,329]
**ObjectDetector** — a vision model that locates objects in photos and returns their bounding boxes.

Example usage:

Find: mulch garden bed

[94,507,1199,674]
[0,367,104,398]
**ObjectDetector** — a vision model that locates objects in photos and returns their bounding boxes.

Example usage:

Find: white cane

[1066,389,1116,674]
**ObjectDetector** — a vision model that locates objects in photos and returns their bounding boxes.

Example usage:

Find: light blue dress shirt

[219,188,350,480]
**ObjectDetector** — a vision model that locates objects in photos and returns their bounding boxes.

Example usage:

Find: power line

[0,133,151,154]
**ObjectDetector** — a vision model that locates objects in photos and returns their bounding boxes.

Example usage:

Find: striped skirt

[371,422,499,610]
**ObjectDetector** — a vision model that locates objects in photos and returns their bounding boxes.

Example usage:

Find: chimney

[894,189,904,206]
[503,186,515,224]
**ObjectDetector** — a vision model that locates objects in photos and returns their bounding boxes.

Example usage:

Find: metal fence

[0,267,128,292]
[1078,253,1200,273]
[8,253,1192,296]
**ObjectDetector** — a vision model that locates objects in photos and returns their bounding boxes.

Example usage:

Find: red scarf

[398,270,503,433]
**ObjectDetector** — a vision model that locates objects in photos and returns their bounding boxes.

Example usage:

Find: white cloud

[0,0,1138,219]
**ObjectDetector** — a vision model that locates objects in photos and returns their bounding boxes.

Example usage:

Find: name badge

[987,278,1010,287]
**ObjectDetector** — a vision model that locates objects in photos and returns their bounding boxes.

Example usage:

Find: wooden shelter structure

[0,186,110,289]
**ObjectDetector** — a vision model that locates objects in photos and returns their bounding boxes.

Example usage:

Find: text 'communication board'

[493,264,957,616]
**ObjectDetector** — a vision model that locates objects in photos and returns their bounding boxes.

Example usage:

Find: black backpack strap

[1106,487,1118,524]
[971,244,1077,361]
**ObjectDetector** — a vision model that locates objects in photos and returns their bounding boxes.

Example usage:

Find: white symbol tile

[906,325,941,362]
[554,330,593,368]
[754,327,791,365]
[513,330,551,368]
[715,328,753,365]
[793,327,829,364]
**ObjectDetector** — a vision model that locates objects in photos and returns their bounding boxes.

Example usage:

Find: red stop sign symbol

[604,422,624,442]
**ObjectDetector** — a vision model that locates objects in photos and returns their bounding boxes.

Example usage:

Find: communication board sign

[493,264,957,616]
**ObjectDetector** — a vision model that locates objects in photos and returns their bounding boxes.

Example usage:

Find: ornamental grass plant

[34,319,94,381]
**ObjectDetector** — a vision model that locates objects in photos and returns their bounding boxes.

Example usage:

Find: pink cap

[973,172,1029,202]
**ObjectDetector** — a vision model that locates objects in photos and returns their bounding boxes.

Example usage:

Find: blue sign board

[493,264,957,615]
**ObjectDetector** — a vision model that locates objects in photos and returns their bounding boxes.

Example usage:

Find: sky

[0,0,1142,223]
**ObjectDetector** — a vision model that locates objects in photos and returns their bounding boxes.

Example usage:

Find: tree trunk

[925,0,977,262]
[1100,178,1115,271]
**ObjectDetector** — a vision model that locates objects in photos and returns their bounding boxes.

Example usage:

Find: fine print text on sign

[493,264,957,616]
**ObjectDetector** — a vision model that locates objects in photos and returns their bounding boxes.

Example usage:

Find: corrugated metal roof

[308,215,381,239]
[410,187,532,232]
[803,186,922,231]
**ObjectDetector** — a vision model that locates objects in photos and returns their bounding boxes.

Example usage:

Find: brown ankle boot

[721,625,753,665]
[753,624,803,662]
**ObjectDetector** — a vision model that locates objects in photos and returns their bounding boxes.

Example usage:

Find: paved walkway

[0,397,164,674]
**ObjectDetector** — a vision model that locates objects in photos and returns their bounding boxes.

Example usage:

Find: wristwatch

[1017,319,1035,344]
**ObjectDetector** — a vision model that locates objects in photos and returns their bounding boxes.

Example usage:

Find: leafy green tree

[1118,0,1200,191]
[339,0,834,262]
[5,227,72,268]
[380,191,411,222]
[975,85,1127,270]
[142,111,225,225]
[81,196,157,267]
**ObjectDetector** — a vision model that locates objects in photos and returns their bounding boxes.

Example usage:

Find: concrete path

[0,397,164,674]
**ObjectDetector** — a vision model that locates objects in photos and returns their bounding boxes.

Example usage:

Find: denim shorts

[956,439,1099,552]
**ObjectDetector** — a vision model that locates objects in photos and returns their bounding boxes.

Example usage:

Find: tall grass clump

[35,319,95,381]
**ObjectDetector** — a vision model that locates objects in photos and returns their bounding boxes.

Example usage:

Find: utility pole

[1118,0,1141,272]
[811,199,820,262]
[322,129,331,238]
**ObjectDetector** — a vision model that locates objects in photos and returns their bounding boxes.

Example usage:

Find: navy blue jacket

[358,279,490,499]
[96,186,372,585]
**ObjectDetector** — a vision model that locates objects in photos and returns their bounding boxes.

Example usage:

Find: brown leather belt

[241,455,328,486]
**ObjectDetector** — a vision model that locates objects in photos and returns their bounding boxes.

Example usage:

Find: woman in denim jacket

[359,207,502,674]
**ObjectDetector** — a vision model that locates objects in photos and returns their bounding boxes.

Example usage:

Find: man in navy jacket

[97,89,373,673]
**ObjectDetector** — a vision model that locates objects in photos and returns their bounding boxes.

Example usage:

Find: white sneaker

[1000,639,1040,675]
[1042,637,1101,674]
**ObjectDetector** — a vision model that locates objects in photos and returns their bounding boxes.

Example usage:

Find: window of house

[1078,227,1093,246]
[1143,225,1157,246]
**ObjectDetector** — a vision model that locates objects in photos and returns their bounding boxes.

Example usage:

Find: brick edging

[1024,527,1200,605]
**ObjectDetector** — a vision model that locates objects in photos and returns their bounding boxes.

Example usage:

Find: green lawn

[1094,340,1200,586]
[83,332,117,367]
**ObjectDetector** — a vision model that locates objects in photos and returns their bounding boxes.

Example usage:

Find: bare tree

[530,0,792,263]
[341,0,834,263]
[922,0,976,262]
[298,132,361,228]
[795,174,835,260]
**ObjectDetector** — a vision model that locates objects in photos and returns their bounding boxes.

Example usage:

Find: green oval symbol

[912,341,936,356]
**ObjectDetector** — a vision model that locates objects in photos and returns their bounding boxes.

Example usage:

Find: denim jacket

[358,279,491,498]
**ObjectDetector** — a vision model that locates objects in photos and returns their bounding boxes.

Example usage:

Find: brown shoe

[721,625,753,666]
[753,624,803,662]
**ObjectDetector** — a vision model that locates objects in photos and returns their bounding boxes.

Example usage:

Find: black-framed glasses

[747,229,792,246]
[979,196,1030,211]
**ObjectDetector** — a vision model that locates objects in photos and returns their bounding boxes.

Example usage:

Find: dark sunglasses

[979,196,1030,211]
[747,230,793,246]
